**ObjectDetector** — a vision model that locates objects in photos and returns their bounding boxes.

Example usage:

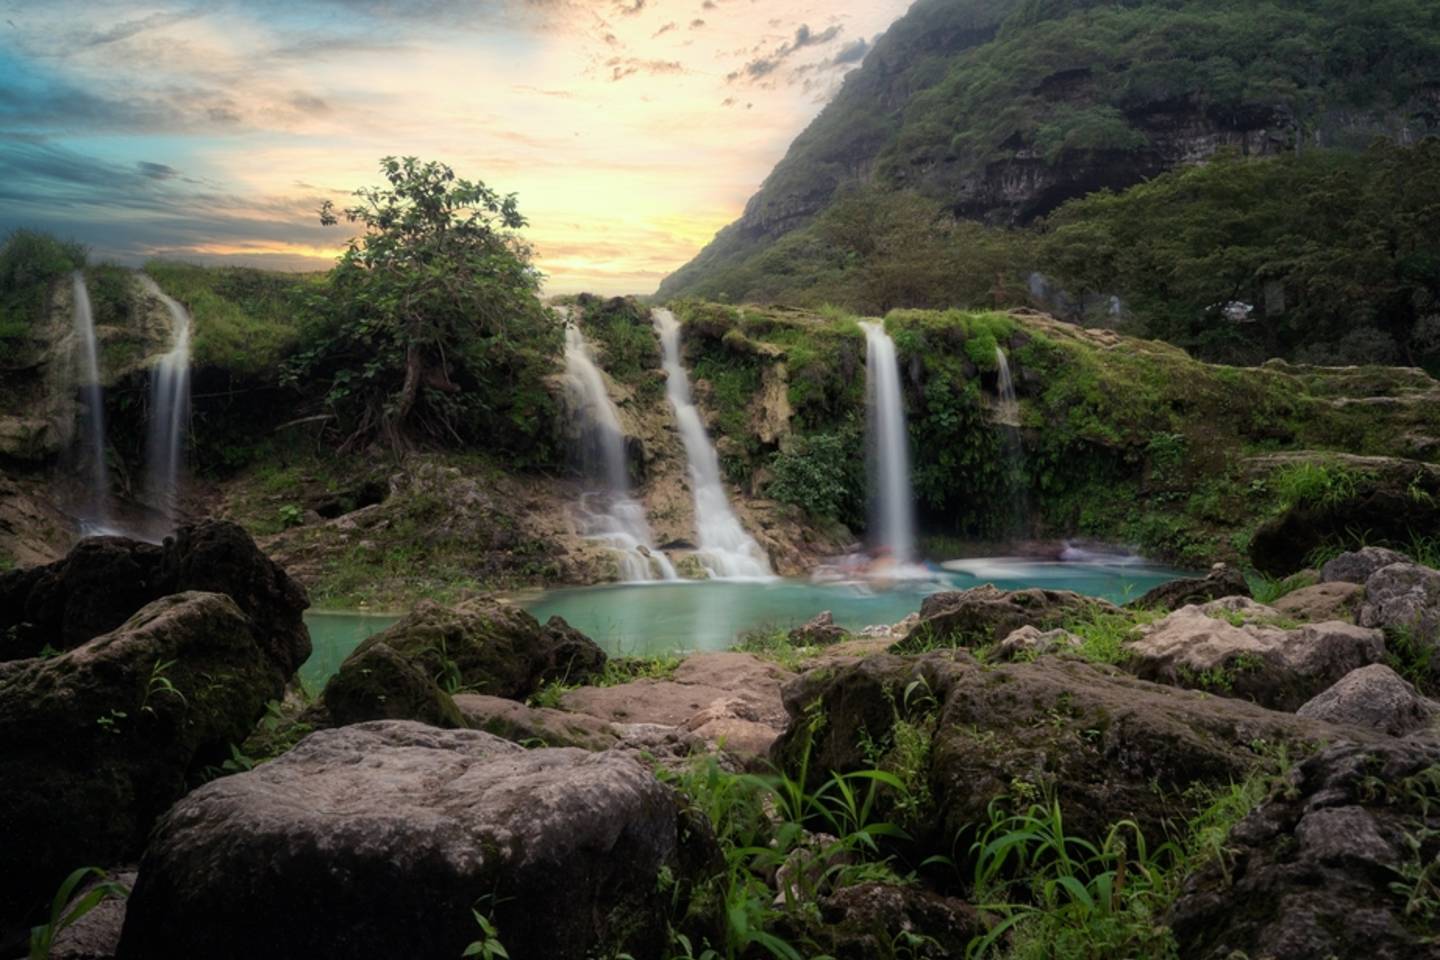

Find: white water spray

[138,275,191,530]
[994,346,1026,536]
[562,322,676,581]
[653,308,773,580]
[71,271,111,530]
[860,321,916,566]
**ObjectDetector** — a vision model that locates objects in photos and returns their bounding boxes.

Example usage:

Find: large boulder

[788,611,849,647]
[0,520,310,682]
[1359,562,1440,661]
[316,599,605,728]
[1296,663,1439,736]
[1170,739,1440,960]
[116,721,714,960]
[453,693,620,751]
[771,652,1370,852]
[1124,598,1385,710]
[892,585,1113,651]
[1128,563,1250,611]
[1321,546,1410,585]
[0,593,281,938]
[1271,580,1364,622]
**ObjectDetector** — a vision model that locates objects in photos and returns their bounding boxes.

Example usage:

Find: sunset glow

[0,0,911,293]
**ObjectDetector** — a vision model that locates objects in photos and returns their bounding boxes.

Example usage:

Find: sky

[0,0,911,294]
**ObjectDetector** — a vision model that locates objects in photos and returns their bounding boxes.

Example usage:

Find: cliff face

[659,0,1440,299]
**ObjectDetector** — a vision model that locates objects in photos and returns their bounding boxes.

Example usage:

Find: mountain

[658,0,1440,302]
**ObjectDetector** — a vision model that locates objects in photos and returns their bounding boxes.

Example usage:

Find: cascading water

[561,320,676,581]
[860,321,917,567]
[652,308,773,580]
[994,346,1027,536]
[70,271,111,530]
[138,275,192,531]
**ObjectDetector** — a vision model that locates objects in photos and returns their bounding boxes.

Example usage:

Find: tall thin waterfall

[860,321,916,566]
[138,275,191,529]
[994,346,1026,536]
[562,321,676,581]
[652,308,773,580]
[71,271,111,530]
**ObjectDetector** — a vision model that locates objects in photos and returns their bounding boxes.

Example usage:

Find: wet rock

[773,652,1373,850]
[1321,546,1410,584]
[316,599,604,727]
[562,652,790,761]
[0,520,309,682]
[1125,598,1385,710]
[1129,563,1250,611]
[116,721,710,960]
[1297,663,1439,736]
[453,693,619,750]
[788,611,849,647]
[0,593,279,937]
[1359,562,1440,663]
[892,585,1113,651]
[1271,580,1364,621]
[1170,739,1440,960]
[993,625,1083,661]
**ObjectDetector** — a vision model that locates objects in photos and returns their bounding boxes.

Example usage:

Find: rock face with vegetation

[117,720,713,960]
[0,592,283,936]
[1125,597,1386,710]
[1169,739,1440,960]
[895,585,1114,650]
[315,598,605,728]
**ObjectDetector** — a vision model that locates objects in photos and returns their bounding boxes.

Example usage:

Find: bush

[766,428,865,526]
[0,230,87,340]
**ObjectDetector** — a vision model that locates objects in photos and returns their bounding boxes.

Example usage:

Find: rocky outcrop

[1359,562,1440,660]
[116,721,714,960]
[892,585,1113,651]
[1321,546,1410,584]
[1125,598,1385,710]
[1296,664,1439,737]
[1170,739,1440,960]
[1272,581,1364,622]
[0,520,310,682]
[992,625,1083,661]
[1129,563,1249,611]
[788,611,850,647]
[772,652,1369,850]
[562,652,791,763]
[0,592,281,936]
[316,599,604,728]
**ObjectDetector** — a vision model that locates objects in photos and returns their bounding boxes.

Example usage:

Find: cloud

[827,37,869,65]
[78,9,207,49]
[652,21,676,37]
[689,18,705,28]
[607,57,684,81]
[137,161,181,179]
[729,22,843,83]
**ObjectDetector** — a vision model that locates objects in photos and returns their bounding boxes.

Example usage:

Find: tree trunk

[383,344,424,454]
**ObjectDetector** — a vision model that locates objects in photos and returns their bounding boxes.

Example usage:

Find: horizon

[0,0,910,296]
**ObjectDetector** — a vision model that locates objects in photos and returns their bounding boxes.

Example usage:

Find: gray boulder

[453,693,619,750]
[0,593,280,939]
[1171,739,1440,960]
[893,585,1113,651]
[1272,581,1364,621]
[1297,664,1438,736]
[788,611,849,646]
[1128,563,1249,611]
[1359,562,1440,656]
[1125,598,1385,710]
[993,625,1083,661]
[117,721,715,960]
[1321,546,1409,584]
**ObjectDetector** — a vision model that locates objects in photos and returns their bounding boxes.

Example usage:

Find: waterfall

[860,321,916,566]
[138,275,191,530]
[71,271,111,531]
[994,346,1026,536]
[562,321,676,581]
[652,308,773,580]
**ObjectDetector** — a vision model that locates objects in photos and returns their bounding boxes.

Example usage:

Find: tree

[290,156,557,454]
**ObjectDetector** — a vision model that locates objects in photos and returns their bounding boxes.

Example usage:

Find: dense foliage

[0,230,86,341]
[285,157,558,456]
[1040,141,1440,368]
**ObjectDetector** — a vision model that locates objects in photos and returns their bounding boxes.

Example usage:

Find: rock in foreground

[0,593,279,934]
[118,721,711,960]
[1171,739,1440,960]
[1296,663,1439,736]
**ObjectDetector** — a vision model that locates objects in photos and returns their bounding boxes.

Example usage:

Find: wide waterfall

[994,346,1026,535]
[562,322,676,581]
[860,321,916,566]
[652,308,773,580]
[70,271,111,531]
[138,275,192,530]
